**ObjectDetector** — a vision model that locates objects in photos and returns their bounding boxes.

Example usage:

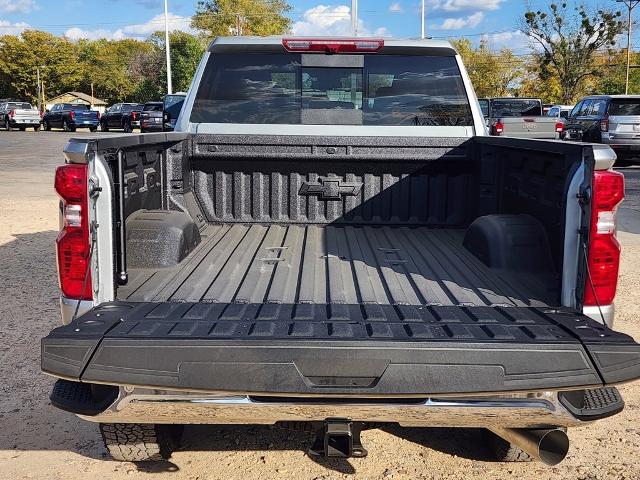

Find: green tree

[452,38,523,98]
[523,2,625,103]
[150,31,205,93]
[191,0,292,40]
[0,31,84,103]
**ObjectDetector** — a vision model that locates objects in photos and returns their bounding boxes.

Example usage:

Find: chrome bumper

[79,387,586,428]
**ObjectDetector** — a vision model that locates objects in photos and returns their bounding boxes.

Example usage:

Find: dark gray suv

[564,95,640,160]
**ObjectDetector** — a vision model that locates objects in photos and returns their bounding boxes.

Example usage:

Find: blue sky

[0,0,610,54]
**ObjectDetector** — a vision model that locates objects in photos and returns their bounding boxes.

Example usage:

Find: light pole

[421,0,425,39]
[36,65,45,112]
[351,0,358,36]
[617,0,640,95]
[164,0,173,94]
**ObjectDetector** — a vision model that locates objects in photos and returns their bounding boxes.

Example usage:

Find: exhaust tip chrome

[489,427,569,466]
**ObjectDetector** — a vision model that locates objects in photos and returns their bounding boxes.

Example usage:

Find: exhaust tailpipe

[489,427,569,466]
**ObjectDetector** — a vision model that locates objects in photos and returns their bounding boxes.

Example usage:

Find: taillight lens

[55,164,92,300]
[69,110,75,120]
[282,38,384,53]
[600,117,609,132]
[9,109,15,118]
[493,121,504,135]
[555,121,564,133]
[584,170,625,306]
[132,111,137,121]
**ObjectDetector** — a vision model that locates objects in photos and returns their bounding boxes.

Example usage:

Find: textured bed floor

[119,224,556,307]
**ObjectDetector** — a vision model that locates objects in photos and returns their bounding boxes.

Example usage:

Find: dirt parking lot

[0,131,639,480]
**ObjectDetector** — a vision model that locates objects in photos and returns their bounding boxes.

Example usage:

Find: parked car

[0,101,41,131]
[563,95,640,161]
[139,101,163,133]
[547,105,574,120]
[162,93,186,131]
[42,103,100,132]
[42,37,640,466]
[100,103,143,133]
[483,97,564,139]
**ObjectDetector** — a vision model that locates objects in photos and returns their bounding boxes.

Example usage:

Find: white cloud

[433,11,484,30]
[389,2,403,13]
[65,27,126,41]
[292,5,389,37]
[0,0,37,14]
[483,30,530,51]
[121,13,194,36]
[0,20,31,35]
[64,12,194,41]
[434,0,503,12]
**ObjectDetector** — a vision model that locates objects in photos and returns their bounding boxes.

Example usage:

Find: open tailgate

[42,302,640,395]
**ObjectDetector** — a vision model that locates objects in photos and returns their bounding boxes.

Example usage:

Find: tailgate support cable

[581,241,606,325]
[114,149,128,285]
[71,223,97,323]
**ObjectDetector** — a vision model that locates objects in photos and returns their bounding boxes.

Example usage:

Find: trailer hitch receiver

[309,419,368,458]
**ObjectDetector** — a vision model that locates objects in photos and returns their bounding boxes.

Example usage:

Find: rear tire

[100,121,109,132]
[43,121,51,131]
[34,125,41,132]
[63,119,72,132]
[19,127,26,131]
[484,430,532,462]
[123,121,132,133]
[99,423,183,462]
[89,126,97,132]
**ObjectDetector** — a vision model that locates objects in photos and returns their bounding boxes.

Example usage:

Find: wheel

[123,121,132,133]
[99,423,183,462]
[484,430,532,462]
[89,126,97,132]
[100,121,109,132]
[34,125,41,132]
[5,118,11,131]
[62,119,76,132]
[43,121,51,131]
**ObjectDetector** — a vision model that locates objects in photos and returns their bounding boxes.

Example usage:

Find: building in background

[45,91,107,113]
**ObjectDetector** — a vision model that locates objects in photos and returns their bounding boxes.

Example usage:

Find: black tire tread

[99,423,182,462]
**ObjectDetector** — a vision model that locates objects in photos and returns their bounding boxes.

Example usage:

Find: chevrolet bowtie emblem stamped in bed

[299,178,363,200]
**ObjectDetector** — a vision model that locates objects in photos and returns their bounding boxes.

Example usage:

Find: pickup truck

[139,101,163,133]
[0,101,41,131]
[480,97,564,139]
[42,37,640,466]
[100,103,143,133]
[42,103,100,132]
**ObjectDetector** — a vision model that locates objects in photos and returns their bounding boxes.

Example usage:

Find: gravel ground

[0,131,638,480]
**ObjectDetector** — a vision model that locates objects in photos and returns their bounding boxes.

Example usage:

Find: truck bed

[119,224,555,308]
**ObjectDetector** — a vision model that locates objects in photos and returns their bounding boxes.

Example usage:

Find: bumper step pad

[42,302,640,396]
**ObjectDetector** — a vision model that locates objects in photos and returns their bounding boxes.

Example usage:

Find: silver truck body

[43,38,638,465]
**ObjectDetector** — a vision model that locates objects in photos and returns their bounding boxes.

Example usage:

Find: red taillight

[132,111,137,121]
[55,164,92,300]
[584,170,625,306]
[9,109,15,118]
[600,117,609,132]
[69,110,75,120]
[39,110,44,118]
[282,38,384,53]
[493,121,504,135]
[555,121,564,133]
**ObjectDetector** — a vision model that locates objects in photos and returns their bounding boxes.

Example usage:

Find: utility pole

[421,0,425,39]
[36,67,41,112]
[351,0,358,36]
[164,0,173,94]
[617,0,640,95]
